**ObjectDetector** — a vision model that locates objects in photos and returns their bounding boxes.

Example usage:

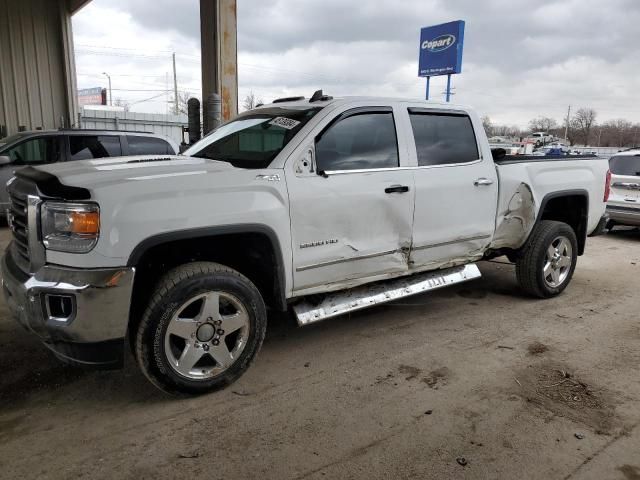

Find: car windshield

[184,106,322,169]
[0,133,25,151]
[609,155,640,176]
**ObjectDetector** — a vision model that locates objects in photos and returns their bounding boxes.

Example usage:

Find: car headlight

[41,202,100,253]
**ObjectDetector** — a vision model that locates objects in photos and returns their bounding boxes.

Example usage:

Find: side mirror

[0,155,11,166]
[491,148,506,161]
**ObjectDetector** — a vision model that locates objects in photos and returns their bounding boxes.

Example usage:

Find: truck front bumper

[1,250,135,368]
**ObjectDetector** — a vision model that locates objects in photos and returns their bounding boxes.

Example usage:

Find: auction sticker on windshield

[269,117,301,130]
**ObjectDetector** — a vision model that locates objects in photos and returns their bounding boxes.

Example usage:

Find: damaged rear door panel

[286,103,415,295]
[402,106,498,270]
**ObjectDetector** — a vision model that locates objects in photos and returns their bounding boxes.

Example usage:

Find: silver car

[0,129,179,214]
[606,149,640,228]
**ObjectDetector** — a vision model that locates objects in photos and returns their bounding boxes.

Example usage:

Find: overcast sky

[73,0,640,128]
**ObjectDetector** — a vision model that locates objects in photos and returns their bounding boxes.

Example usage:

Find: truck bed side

[490,156,608,252]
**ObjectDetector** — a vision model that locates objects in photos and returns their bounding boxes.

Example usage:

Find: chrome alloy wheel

[543,236,573,288]
[164,291,250,380]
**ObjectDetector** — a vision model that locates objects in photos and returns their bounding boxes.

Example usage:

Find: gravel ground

[1,227,639,480]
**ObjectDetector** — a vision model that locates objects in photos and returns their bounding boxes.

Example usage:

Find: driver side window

[315,110,399,172]
[6,137,60,164]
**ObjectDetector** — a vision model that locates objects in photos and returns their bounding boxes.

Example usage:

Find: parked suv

[606,149,640,229]
[0,130,178,213]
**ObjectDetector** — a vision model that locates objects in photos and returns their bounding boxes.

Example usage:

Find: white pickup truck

[1,94,610,395]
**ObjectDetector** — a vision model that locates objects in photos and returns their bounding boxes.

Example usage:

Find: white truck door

[403,107,498,268]
[286,106,415,295]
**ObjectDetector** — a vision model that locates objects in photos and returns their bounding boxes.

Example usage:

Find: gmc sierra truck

[1,94,610,395]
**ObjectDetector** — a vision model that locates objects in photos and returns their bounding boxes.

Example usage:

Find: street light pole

[102,72,112,106]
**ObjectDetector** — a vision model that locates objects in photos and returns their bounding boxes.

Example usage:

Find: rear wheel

[515,220,578,298]
[135,262,267,395]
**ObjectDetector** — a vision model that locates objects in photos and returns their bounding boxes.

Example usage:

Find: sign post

[418,20,465,102]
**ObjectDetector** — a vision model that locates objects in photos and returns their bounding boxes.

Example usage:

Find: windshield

[184,106,322,169]
[609,155,640,176]
[0,133,25,151]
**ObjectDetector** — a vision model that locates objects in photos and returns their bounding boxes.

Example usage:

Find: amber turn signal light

[69,211,100,234]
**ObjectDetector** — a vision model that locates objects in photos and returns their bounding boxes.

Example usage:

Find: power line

[129,92,170,106]
[75,49,169,60]
[78,72,168,79]
[76,44,173,54]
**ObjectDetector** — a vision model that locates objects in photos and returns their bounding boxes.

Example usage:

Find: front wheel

[135,262,267,395]
[515,220,578,298]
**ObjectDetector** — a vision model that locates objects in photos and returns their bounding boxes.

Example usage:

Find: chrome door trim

[322,158,483,176]
[411,234,492,252]
[296,248,401,272]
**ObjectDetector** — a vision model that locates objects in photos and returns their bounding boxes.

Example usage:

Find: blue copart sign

[418,20,465,77]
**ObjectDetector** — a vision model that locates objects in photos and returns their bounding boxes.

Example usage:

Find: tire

[605,220,616,232]
[135,262,267,395]
[515,220,578,298]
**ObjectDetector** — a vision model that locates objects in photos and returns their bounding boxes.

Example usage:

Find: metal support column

[200,0,238,134]
[425,76,431,101]
[445,74,452,102]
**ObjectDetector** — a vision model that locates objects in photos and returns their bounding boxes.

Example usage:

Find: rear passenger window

[315,111,399,171]
[69,136,122,160]
[127,136,173,155]
[409,112,479,166]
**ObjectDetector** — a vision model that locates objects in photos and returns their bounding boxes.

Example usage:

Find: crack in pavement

[563,420,640,480]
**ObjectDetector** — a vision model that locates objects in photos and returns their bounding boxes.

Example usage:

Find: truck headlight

[41,202,100,253]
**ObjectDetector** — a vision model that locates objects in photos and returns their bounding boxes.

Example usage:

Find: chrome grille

[8,190,30,264]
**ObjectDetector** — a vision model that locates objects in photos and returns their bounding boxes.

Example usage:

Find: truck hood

[32,155,237,191]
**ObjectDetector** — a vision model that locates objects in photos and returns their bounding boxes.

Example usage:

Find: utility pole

[564,105,571,143]
[165,72,169,115]
[172,52,179,115]
[597,127,603,147]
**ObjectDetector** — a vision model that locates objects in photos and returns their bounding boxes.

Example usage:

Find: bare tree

[242,91,263,111]
[601,119,634,147]
[492,124,522,138]
[528,116,557,133]
[173,91,197,115]
[481,116,493,137]
[571,108,597,146]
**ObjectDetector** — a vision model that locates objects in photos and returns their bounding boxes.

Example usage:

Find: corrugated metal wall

[79,109,188,144]
[0,0,76,137]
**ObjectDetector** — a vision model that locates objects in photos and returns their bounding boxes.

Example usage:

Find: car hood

[32,155,237,191]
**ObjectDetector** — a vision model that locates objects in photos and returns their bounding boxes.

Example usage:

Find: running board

[293,264,481,326]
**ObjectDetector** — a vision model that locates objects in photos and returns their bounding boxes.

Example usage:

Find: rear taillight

[604,169,611,202]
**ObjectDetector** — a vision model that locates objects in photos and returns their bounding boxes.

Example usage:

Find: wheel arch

[126,224,288,351]
[534,189,589,255]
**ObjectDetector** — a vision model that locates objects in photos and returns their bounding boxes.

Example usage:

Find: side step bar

[293,264,481,326]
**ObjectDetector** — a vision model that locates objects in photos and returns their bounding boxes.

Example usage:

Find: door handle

[385,185,410,194]
[474,178,494,187]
